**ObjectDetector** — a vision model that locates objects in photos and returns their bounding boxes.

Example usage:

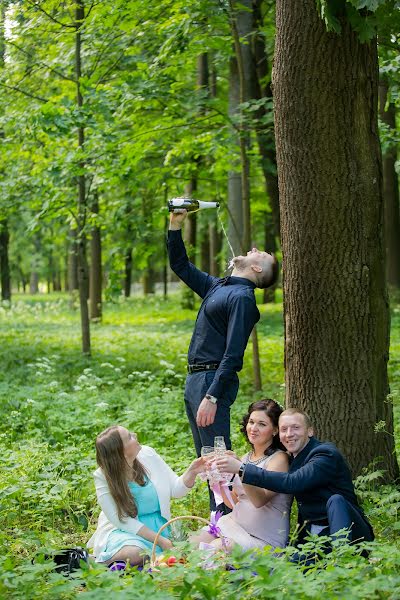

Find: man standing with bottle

[167,208,278,510]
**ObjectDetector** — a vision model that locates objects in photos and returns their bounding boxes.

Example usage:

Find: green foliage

[316,0,399,41]
[0,293,399,598]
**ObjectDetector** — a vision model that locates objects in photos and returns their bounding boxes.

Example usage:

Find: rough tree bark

[274,0,399,479]
[379,77,400,290]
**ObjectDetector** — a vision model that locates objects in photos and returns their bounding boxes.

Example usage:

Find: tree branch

[26,0,77,28]
[7,41,76,83]
[0,80,47,102]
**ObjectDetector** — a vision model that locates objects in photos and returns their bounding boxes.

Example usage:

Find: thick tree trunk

[89,193,102,321]
[0,219,11,301]
[379,78,400,289]
[274,0,398,479]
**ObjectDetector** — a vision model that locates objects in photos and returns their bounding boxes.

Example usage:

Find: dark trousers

[292,494,374,565]
[184,370,239,510]
[326,494,374,542]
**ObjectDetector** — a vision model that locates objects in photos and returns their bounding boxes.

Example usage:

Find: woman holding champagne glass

[88,425,204,566]
[194,399,292,551]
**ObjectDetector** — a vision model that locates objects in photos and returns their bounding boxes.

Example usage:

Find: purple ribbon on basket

[108,560,126,571]
[207,510,224,537]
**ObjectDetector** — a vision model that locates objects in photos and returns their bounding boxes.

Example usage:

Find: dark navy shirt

[167,230,260,398]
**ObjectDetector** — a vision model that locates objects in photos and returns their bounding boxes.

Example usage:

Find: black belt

[187,363,219,374]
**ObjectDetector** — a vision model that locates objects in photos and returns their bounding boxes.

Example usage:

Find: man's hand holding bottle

[169,209,188,230]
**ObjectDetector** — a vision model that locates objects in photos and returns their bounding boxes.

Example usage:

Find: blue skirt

[97,479,169,563]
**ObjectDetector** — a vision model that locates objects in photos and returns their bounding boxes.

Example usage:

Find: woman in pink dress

[193,399,292,551]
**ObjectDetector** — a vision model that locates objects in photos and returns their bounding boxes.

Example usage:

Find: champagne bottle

[168,197,220,213]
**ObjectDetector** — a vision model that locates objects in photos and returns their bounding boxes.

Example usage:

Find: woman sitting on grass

[88,425,203,566]
[192,399,292,552]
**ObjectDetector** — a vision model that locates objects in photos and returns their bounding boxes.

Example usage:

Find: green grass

[0,292,399,599]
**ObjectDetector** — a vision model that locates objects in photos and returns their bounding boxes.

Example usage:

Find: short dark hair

[256,254,279,289]
[240,398,286,454]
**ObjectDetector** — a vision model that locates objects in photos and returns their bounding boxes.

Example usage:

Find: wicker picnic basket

[150,515,211,567]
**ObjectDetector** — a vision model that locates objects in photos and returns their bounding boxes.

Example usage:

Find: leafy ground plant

[0,293,399,599]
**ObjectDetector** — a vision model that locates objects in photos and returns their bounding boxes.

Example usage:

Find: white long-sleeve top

[87,445,190,558]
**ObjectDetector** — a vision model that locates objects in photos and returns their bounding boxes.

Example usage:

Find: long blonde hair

[95,425,148,520]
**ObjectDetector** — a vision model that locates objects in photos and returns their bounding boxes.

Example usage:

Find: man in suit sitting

[214,408,374,560]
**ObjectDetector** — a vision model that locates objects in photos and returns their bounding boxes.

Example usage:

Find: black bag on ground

[52,548,89,574]
[33,547,89,575]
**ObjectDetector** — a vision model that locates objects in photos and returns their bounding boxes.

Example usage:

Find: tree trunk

[75,0,90,354]
[182,179,197,309]
[0,16,10,303]
[68,228,79,291]
[274,0,398,479]
[229,0,261,390]
[263,215,277,303]
[229,1,251,253]
[163,213,168,299]
[142,268,156,294]
[200,233,210,273]
[124,247,133,297]
[227,55,244,257]
[251,0,280,242]
[30,234,41,294]
[89,193,102,321]
[209,222,222,277]
[30,272,39,294]
[0,219,11,301]
[379,77,400,290]
[47,246,53,293]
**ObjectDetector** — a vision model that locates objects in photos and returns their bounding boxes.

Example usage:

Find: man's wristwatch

[238,463,246,479]
[205,394,218,404]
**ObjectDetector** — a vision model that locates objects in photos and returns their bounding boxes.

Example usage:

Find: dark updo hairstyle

[240,398,286,456]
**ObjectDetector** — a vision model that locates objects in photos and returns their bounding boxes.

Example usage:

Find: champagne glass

[214,436,231,482]
[214,436,226,456]
[200,446,215,479]
[201,446,215,458]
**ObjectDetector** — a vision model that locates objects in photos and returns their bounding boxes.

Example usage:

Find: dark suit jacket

[242,437,372,541]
